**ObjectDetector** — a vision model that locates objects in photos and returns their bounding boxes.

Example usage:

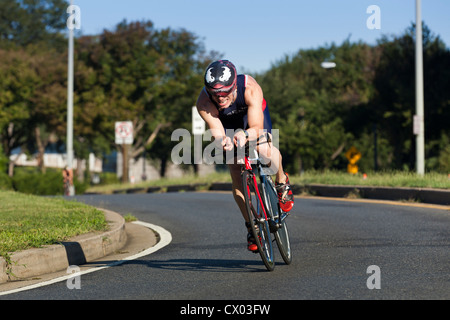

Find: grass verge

[292,170,450,189]
[86,170,450,194]
[0,191,108,257]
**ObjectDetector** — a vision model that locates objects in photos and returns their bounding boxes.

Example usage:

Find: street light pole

[415,0,425,175]
[67,0,74,194]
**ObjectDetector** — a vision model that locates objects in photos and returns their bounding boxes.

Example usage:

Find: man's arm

[234,76,265,147]
[196,89,233,151]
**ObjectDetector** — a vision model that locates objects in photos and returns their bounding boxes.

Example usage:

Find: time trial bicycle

[240,135,292,271]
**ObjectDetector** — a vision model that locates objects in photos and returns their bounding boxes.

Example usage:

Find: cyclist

[62,166,74,196]
[196,60,294,252]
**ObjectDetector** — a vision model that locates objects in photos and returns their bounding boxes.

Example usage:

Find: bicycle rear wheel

[242,170,275,271]
[262,176,292,265]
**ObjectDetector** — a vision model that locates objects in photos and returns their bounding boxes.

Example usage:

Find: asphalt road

[3,192,449,301]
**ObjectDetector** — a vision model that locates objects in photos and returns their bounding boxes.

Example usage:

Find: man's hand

[222,136,233,151]
[233,130,247,148]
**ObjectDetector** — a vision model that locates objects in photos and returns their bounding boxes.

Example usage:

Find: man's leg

[255,133,294,212]
[228,163,248,222]
[228,163,259,252]
[253,133,285,183]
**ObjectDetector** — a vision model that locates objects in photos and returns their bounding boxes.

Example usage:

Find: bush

[11,167,90,196]
[0,146,12,190]
[98,172,120,185]
[0,172,12,191]
[74,178,89,195]
[12,167,63,195]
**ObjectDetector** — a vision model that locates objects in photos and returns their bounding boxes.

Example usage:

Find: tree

[259,41,379,173]
[75,20,215,178]
[0,0,69,176]
[0,0,67,49]
[373,23,450,170]
[0,45,67,174]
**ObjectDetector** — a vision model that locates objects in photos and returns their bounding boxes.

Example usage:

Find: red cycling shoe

[245,222,259,253]
[247,233,258,252]
[276,173,294,212]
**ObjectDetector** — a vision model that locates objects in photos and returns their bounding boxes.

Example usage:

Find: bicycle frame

[243,150,269,221]
[243,149,289,225]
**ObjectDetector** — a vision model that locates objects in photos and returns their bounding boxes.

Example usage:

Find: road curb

[208,183,449,205]
[295,184,450,205]
[0,209,127,284]
[94,182,450,205]
[113,182,449,206]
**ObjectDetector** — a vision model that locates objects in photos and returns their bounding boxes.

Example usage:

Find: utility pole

[66,0,76,195]
[415,0,425,175]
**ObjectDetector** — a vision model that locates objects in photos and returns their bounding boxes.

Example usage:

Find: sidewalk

[0,210,157,294]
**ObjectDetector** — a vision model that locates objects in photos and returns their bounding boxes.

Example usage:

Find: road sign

[346,146,361,174]
[346,146,361,164]
[115,121,134,145]
[192,107,205,135]
[347,164,359,175]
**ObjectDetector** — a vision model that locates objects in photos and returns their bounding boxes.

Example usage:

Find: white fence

[9,153,102,173]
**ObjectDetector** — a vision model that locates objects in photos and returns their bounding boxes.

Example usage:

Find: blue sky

[72,0,450,73]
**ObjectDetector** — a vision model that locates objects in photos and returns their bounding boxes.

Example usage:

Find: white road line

[0,221,172,296]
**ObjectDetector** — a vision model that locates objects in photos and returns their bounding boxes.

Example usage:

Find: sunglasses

[207,85,236,98]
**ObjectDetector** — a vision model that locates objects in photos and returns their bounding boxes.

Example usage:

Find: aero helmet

[204,60,237,96]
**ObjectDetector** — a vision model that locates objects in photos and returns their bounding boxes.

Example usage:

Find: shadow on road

[87,258,272,273]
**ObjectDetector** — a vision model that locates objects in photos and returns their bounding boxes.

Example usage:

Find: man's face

[210,90,235,110]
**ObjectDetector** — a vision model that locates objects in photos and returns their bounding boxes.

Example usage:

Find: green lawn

[293,170,450,189]
[86,170,450,194]
[0,191,107,256]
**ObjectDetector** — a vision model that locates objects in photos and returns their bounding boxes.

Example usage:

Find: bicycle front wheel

[242,170,275,271]
[262,176,292,265]
[274,218,292,265]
